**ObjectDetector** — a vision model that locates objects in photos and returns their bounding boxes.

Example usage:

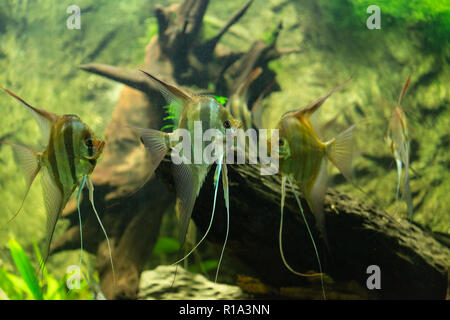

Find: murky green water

[0,0,448,300]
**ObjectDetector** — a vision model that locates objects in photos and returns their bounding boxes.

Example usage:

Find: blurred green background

[0,0,448,299]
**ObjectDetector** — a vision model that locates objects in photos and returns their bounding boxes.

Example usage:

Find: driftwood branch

[79,64,155,94]
[198,0,254,61]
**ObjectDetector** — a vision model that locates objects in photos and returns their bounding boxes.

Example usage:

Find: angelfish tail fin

[327,124,356,183]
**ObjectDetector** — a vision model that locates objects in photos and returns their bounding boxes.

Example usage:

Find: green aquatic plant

[187,259,218,274]
[316,0,449,50]
[152,237,180,255]
[160,104,181,132]
[7,239,43,300]
[151,236,219,277]
[0,239,92,300]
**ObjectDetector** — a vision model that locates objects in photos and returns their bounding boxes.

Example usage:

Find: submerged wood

[156,158,449,299]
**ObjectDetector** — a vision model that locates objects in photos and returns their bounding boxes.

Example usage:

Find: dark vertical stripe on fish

[47,129,64,193]
[63,122,77,184]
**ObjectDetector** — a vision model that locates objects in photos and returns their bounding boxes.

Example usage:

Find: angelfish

[274,79,355,299]
[136,71,243,282]
[226,67,262,130]
[384,75,413,219]
[1,89,114,277]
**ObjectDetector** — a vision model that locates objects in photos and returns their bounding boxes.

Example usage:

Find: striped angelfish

[384,75,413,219]
[1,89,114,277]
[226,67,262,131]
[134,71,242,282]
[274,79,356,299]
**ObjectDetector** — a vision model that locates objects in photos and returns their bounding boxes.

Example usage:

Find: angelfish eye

[85,138,93,147]
[223,120,231,129]
[279,138,285,147]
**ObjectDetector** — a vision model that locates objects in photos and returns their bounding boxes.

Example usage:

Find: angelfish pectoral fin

[86,176,116,285]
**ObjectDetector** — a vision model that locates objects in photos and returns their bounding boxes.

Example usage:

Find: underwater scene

[0,0,448,302]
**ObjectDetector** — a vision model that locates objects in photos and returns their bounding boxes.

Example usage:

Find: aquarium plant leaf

[152,237,180,255]
[8,239,44,300]
[160,103,182,132]
[0,268,29,300]
[213,95,228,105]
[188,259,219,274]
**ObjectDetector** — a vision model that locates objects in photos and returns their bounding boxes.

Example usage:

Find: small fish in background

[226,67,262,131]
[384,75,413,219]
[135,71,243,282]
[0,89,114,279]
[273,78,355,299]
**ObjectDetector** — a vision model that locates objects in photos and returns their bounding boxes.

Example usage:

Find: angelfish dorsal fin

[139,70,192,123]
[293,78,351,119]
[3,89,58,143]
[236,67,262,97]
[397,75,411,107]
